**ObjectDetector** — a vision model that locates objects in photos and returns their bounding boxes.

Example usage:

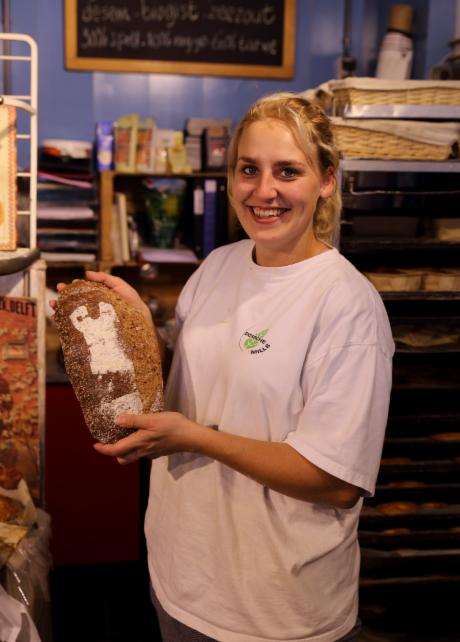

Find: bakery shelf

[100,170,227,179]
[0,247,40,275]
[393,365,460,389]
[380,291,460,301]
[341,238,460,252]
[340,159,460,173]
[395,344,460,354]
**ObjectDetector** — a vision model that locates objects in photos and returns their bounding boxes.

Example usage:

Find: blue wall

[4,0,458,146]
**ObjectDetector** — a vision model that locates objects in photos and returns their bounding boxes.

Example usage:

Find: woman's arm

[94,412,362,509]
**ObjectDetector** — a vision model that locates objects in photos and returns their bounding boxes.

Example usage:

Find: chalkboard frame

[65,0,296,79]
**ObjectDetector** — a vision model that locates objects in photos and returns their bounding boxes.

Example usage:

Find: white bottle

[376,4,414,80]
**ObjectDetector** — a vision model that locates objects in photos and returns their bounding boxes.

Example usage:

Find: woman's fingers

[115,413,154,430]
[93,424,152,462]
[85,270,123,290]
[94,434,142,457]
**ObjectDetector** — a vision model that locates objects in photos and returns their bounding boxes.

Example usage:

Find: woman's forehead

[238,118,317,164]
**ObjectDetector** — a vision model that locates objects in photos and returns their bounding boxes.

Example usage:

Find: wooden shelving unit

[98,169,227,264]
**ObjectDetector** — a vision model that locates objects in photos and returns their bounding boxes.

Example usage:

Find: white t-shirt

[145,240,394,642]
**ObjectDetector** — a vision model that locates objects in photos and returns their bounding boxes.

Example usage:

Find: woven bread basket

[329,78,460,107]
[331,123,454,160]
[333,86,460,107]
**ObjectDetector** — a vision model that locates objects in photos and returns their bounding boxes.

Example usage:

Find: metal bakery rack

[340,157,460,635]
[0,32,45,502]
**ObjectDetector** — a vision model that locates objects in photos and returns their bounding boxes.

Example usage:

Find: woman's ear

[319,167,336,199]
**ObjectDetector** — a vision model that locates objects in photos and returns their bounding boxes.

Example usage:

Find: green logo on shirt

[240,328,271,354]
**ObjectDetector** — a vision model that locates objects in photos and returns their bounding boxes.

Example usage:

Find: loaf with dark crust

[54,279,163,443]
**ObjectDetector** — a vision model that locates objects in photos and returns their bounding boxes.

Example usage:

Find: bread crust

[55,280,163,443]
[0,495,23,522]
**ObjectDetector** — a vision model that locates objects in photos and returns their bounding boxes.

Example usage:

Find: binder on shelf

[193,180,204,258]
[215,178,228,248]
[114,192,130,262]
[110,198,123,264]
[203,179,217,257]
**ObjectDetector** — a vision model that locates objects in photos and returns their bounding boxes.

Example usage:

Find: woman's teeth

[252,207,285,218]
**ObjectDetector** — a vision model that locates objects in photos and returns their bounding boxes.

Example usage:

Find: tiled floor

[48,562,460,642]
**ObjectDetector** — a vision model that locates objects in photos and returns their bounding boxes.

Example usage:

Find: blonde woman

[60,93,394,641]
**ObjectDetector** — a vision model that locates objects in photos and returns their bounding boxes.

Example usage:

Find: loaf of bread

[55,279,163,443]
[376,501,420,516]
[0,495,23,523]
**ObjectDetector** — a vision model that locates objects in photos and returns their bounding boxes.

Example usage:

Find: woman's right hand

[86,270,153,326]
[49,271,152,328]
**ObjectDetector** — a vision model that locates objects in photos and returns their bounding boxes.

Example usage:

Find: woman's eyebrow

[274,159,306,167]
[237,157,306,166]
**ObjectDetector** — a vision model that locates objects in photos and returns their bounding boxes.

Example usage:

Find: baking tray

[360,502,460,529]
[385,411,460,438]
[359,528,460,550]
[360,547,460,577]
[372,482,460,504]
[377,460,460,485]
[382,436,460,459]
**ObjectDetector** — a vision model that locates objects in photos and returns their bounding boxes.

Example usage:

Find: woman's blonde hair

[227,92,341,244]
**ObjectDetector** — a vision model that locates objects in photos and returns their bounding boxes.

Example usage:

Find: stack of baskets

[327,78,460,160]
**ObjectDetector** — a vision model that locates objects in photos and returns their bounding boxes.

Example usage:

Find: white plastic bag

[0,584,41,642]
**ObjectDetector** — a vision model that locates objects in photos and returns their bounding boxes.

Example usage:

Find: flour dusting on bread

[55,280,163,443]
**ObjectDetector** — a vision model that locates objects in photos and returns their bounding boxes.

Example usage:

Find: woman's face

[232,118,335,267]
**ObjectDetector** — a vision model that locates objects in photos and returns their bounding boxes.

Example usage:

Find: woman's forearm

[94,412,362,508]
[190,424,362,508]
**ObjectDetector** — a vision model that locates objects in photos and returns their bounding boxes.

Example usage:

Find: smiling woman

[58,92,394,642]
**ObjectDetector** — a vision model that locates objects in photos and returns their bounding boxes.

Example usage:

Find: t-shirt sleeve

[170,262,207,343]
[284,342,392,496]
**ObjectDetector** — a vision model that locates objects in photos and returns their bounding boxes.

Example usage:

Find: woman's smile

[249,206,289,222]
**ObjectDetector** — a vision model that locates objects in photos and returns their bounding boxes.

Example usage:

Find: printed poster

[0,296,39,500]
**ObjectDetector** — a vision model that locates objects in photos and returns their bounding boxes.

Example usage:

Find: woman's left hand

[94,411,205,465]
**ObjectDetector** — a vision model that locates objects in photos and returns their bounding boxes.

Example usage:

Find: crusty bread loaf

[55,279,163,443]
[376,501,420,516]
[0,495,23,523]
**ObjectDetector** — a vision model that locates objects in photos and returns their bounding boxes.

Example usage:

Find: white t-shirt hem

[150,574,359,642]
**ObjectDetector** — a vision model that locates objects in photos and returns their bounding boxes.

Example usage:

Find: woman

[57,93,394,641]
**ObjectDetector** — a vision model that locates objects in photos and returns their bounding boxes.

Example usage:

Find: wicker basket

[333,86,460,107]
[329,78,460,107]
[332,123,454,160]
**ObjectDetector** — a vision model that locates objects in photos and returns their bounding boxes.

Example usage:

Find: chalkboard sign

[65,0,295,78]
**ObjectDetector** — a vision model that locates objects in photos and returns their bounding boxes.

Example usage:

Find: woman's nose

[254,172,277,199]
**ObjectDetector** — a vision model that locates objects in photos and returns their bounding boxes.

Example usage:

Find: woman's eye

[241,165,258,176]
[280,167,298,178]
